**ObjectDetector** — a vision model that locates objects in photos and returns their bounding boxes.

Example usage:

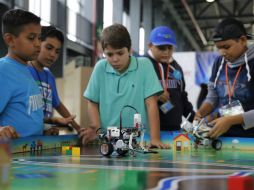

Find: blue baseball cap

[149,26,177,47]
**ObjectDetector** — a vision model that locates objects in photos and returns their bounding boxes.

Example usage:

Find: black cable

[119,105,138,139]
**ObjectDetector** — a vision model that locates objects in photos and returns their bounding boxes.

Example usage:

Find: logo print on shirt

[28,94,44,115]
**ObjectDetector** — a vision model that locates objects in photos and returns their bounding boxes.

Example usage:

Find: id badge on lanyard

[219,100,244,117]
[219,64,244,116]
[158,63,174,114]
[160,100,174,114]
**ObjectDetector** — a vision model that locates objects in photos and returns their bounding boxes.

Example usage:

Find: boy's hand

[208,117,233,138]
[194,110,203,121]
[43,127,59,136]
[158,91,169,103]
[149,139,170,149]
[0,126,19,139]
[78,126,97,145]
[54,115,76,125]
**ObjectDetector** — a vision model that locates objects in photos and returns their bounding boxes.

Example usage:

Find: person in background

[195,18,254,138]
[146,26,195,132]
[28,26,81,135]
[197,83,208,109]
[80,24,169,148]
[0,9,43,139]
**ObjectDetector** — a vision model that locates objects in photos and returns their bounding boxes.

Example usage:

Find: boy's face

[103,45,130,73]
[149,44,174,63]
[215,37,247,63]
[37,37,62,68]
[8,23,41,63]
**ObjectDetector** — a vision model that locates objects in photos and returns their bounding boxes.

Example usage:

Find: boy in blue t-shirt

[0,9,44,139]
[28,26,81,134]
[80,24,169,149]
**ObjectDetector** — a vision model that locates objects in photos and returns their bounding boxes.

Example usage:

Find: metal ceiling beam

[239,0,252,15]
[181,0,207,46]
[162,0,201,51]
[216,0,233,16]
[195,15,254,20]
[197,2,213,18]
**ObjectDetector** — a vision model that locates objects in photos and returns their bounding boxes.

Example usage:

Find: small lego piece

[72,147,80,156]
[61,146,70,154]
[66,149,72,155]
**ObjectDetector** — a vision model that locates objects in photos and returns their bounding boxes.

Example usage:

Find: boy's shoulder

[28,65,54,77]
[211,55,224,71]
[0,56,9,63]
[94,58,112,72]
[134,56,153,68]
[136,56,152,63]
[0,57,14,70]
[43,67,54,76]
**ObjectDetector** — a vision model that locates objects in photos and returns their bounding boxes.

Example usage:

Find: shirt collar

[105,56,138,75]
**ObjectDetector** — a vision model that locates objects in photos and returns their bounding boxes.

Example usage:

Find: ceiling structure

[160,0,254,51]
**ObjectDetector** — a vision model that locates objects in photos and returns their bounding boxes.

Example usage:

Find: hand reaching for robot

[208,116,233,138]
[193,110,203,121]
[79,126,98,145]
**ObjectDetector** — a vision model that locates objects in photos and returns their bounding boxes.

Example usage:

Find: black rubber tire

[116,148,128,156]
[212,139,222,150]
[100,143,114,156]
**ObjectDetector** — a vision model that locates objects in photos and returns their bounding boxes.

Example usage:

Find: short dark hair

[41,26,64,44]
[2,9,41,36]
[100,23,131,51]
[212,18,252,42]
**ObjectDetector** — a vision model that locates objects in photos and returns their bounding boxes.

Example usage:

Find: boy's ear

[3,33,15,48]
[148,43,153,49]
[239,35,248,45]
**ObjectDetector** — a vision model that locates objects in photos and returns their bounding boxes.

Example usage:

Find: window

[103,0,113,28]
[66,0,81,42]
[29,0,51,25]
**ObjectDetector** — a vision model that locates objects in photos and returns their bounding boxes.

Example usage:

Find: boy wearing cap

[196,18,254,138]
[146,26,195,131]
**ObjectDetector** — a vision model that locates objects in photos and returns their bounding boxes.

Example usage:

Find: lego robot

[97,105,155,156]
[97,126,142,156]
[180,114,222,150]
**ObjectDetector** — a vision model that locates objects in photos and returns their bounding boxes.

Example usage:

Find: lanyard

[157,63,170,90]
[225,63,242,103]
[31,63,49,116]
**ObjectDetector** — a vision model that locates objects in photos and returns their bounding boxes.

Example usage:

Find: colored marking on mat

[228,176,254,190]
[79,169,97,174]
[15,173,54,179]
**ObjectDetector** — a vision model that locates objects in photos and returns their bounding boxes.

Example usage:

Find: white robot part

[134,114,141,128]
[180,113,222,150]
[115,139,125,149]
[107,127,120,137]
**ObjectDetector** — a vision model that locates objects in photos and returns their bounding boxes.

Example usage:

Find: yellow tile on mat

[72,147,80,156]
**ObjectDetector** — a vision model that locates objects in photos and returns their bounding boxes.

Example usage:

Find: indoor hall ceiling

[161,0,254,50]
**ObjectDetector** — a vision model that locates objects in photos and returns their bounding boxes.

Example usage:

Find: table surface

[10,143,254,190]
